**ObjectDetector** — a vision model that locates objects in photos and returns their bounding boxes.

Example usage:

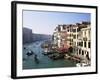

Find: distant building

[23,27,33,44]
[32,33,52,42]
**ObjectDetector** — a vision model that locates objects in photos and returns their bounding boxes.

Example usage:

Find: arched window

[84,41,86,48]
[82,50,84,55]
[88,42,90,48]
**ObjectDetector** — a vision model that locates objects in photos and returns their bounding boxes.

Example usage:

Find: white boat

[43,48,50,53]
[76,63,89,67]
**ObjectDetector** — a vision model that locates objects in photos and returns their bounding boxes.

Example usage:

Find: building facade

[53,22,91,64]
[66,25,73,47]
[76,22,91,63]
[53,25,68,48]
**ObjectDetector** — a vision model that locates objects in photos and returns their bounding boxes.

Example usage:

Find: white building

[53,22,91,63]
[76,22,91,63]
[53,25,68,48]
[66,25,73,47]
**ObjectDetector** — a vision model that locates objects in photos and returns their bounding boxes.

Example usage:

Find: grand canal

[23,41,77,69]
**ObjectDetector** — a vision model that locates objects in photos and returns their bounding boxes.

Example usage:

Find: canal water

[23,41,76,69]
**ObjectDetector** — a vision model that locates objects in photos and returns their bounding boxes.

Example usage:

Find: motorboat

[76,63,89,67]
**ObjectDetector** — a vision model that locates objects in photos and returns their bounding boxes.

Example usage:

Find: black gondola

[26,50,34,56]
[34,54,39,64]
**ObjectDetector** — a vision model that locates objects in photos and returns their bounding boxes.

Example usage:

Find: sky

[23,10,90,35]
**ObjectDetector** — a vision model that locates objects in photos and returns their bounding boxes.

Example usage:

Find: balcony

[83,37,87,41]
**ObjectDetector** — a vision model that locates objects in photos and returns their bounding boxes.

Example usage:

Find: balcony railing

[83,37,87,41]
